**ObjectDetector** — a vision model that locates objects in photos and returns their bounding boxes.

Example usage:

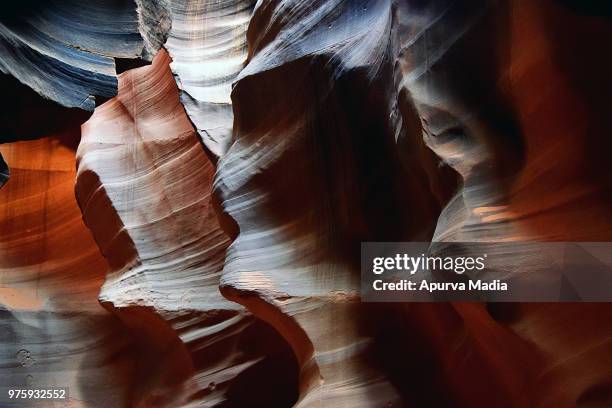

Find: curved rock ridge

[1,0,612,407]
[164,0,256,156]
[398,0,612,243]
[215,0,612,407]
[77,49,233,312]
[396,0,612,406]
[0,152,8,188]
[0,138,108,311]
[0,138,135,407]
[215,1,452,406]
[76,49,298,406]
[0,0,168,111]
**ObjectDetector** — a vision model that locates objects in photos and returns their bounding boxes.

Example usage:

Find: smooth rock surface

[0,138,134,407]
[164,0,255,156]
[1,1,611,407]
[76,49,297,406]
[216,1,451,406]
[0,0,167,110]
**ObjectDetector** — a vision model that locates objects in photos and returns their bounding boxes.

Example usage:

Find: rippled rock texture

[164,0,256,156]
[0,0,167,110]
[0,137,133,406]
[74,49,297,407]
[1,0,612,407]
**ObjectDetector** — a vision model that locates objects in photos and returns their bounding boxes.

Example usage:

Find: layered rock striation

[164,0,256,156]
[0,1,611,407]
[215,1,452,406]
[0,0,168,110]
[76,49,297,406]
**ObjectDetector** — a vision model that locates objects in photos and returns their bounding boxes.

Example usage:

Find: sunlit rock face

[0,138,135,407]
[76,50,228,313]
[76,49,297,406]
[164,0,256,156]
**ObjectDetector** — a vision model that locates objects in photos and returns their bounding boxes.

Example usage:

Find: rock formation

[215,1,451,406]
[75,49,297,406]
[1,0,612,407]
[0,0,167,110]
[396,1,612,406]
[164,0,256,156]
[0,152,8,188]
[0,137,134,406]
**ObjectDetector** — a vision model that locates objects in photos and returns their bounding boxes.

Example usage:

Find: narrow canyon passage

[1,1,612,407]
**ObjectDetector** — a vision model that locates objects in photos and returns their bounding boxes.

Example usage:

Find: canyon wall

[1,1,611,407]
